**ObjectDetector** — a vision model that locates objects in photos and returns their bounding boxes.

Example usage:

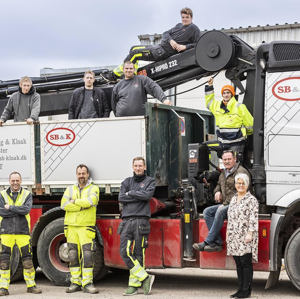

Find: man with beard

[61,164,100,294]
[118,157,156,296]
[68,70,110,119]
[0,76,40,125]
[193,150,251,252]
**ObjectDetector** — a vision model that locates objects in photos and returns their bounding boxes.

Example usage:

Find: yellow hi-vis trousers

[0,234,36,290]
[65,225,95,287]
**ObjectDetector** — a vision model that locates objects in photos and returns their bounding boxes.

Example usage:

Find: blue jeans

[203,204,229,245]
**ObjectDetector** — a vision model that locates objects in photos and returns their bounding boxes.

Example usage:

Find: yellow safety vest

[0,188,31,231]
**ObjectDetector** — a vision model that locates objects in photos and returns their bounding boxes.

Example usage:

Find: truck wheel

[10,245,23,283]
[284,227,300,291]
[37,217,107,286]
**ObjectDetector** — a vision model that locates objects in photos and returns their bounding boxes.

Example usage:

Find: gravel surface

[7,268,299,298]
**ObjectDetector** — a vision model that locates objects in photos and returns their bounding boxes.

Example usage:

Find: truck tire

[10,245,23,283]
[37,217,107,286]
[284,227,300,291]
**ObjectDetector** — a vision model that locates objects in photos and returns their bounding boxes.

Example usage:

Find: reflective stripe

[236,103,242,108]
[63,195,70,200]
[62,201,71,209]
[217,128,240,133]
[87,197,93,206]
[207,99,213,110]
[82,268,93,273]
[218,136,245,144]
[207,143,220,147]
[126,240,135,264]
[205,90,214,96]
[245,126,253,129]
[69,186,73,199]
[70,267,82,285]
[132,46,146,50]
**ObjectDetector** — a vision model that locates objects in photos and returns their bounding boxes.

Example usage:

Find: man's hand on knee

[214,191,222,203]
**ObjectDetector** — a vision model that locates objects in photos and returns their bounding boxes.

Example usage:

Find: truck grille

[273,43,300,61]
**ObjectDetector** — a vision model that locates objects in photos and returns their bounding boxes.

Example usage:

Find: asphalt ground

[7,267,299,298]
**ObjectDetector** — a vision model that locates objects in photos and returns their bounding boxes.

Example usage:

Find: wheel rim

[48,233,70,273]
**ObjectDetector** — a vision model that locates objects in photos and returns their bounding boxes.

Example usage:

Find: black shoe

[193,242,207,251]
[204,242,223,252]
[236,289,251,298]
[230,290,242,298]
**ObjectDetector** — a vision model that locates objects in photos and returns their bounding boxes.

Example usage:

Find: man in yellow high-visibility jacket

[204,77,253,160]
[0,172,42,295]
[61,164,99,294]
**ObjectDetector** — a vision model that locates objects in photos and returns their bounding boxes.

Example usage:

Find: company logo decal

[46,128,76,146]
[272,77,300,101]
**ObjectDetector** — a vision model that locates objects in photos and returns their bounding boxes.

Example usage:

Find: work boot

[123,286,138,296]
[27,285,42,294]
[204,242,223,252]
[66,283,81,293]
[0,288,9,296]
[142,274,155,295]
[82,283,99,294]
[192,241,207,251]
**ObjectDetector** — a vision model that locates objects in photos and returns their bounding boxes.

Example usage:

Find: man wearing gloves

[61,164,99,294]
[0,172,42,295]
[0,76,40,126]
[118,157,156,296]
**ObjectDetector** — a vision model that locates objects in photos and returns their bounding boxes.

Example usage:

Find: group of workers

[0,6,256,299]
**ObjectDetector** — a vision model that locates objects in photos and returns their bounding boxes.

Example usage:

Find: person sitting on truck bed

[0,172,42,295]
[104,7,201,81]
[111,61,171,117]
[203,77,253,160]
[193,150,251,252]
[68,70,110,119]
[0,76,40,126]
[118,157,156,296]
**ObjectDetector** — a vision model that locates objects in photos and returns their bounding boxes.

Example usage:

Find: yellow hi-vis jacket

[0,188,31,234]
[205,87,253,145]
[61,181,99,227]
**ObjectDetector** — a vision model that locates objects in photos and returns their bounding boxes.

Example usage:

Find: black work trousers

[124,45,170,64]
[233,253,253,291]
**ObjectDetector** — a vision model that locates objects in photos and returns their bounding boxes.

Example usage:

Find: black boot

[231,256,244,298]
[236,254,253,298]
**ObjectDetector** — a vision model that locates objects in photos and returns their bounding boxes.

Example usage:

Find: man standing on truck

[104,7,200,81]
[0,76,40,125]
[68,70,110,119]
[118,157,156,296]
[61,164,100,294]
[111,61,171,117]
[193,150,251,252]
[0,172,42,295]
[204,77,253,159]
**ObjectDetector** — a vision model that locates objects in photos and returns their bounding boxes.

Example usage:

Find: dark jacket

[118,174,156,219]
[0,86,40,122]
[214,162,252,205]
[68,87,110,119]
[0,187,32,235]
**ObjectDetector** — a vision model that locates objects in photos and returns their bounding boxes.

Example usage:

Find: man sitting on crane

[104,7,201,82]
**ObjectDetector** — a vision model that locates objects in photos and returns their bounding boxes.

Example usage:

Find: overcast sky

[0,0,299,80]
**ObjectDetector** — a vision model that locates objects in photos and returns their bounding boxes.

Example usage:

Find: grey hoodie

[0,86,40,122]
